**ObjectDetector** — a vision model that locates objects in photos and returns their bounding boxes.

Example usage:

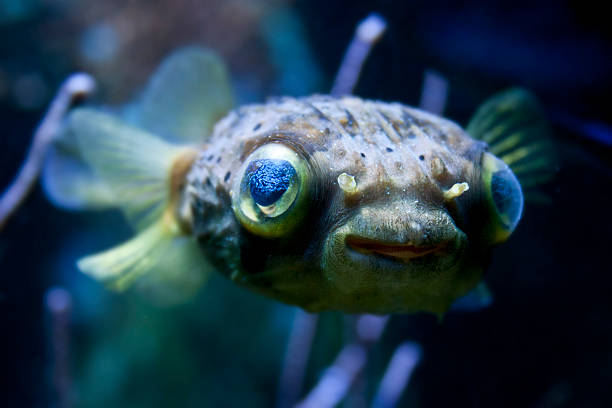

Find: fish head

[188,96,523,315]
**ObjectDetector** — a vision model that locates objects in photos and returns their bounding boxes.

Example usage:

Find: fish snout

[320,202,470,311]
[342,203,461,253]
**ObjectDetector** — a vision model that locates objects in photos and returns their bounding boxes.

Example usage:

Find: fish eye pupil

[246,159,297,206]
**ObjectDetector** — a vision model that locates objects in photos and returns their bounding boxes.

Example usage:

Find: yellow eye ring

[481,152,524,244]
[231,143,312,238]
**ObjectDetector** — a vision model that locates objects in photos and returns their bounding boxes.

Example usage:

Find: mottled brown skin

[183,95,492,315]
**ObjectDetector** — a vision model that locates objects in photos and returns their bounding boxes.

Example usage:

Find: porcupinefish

[43,47,555,315]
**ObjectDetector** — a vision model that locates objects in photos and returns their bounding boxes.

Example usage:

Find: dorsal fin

[467,88,557,202]
[132,46,234,145]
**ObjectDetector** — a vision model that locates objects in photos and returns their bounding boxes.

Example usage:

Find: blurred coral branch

[331,13,387,96]
[280,14,394,408]
[419,70,449,115]
[295,315,389,408]
[371,342,422,408]
[276,310,319,408]
[0,73,95,231]
[45,287,74,408]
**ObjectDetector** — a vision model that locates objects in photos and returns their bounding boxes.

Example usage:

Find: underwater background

[1,0,611,407]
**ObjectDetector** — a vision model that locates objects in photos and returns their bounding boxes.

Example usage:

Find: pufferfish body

[43,47,554,315]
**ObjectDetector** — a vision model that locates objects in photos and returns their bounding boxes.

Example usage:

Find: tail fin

[467,88,557,203]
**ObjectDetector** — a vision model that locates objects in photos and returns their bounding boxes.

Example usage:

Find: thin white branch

[276,310,319,408]
[295,343,366,408]
[418,70,449,115]
[371,342,422,408]
[331,13,387,96]
[296,315,389,408]
[0,73,95,230]
[46,287,74,408]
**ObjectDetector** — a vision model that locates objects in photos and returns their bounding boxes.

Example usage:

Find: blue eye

[246,159,297,206]
[232,143,311,238]
[490,168,522,229]
[481,152,524,244]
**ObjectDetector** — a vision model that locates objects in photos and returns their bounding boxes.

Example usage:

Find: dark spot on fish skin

[253,123,262,131]
[419,155,425,161]
[207,154,214,161]
[205,177,212,187]
[386,147,393,153]
[216,157,222,164]
[360,152,366,158]
[224,171,231,182]
[323,128,330,136]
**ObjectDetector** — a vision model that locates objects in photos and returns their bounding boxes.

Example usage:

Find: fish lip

[345,235,447,263]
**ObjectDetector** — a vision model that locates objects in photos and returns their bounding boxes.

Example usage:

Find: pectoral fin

[78,215,209,305]
[41,49,231,303]
[68,108,192,229]
[42,134,114,210]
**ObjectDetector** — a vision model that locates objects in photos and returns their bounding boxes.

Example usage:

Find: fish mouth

[345,235,447,263]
